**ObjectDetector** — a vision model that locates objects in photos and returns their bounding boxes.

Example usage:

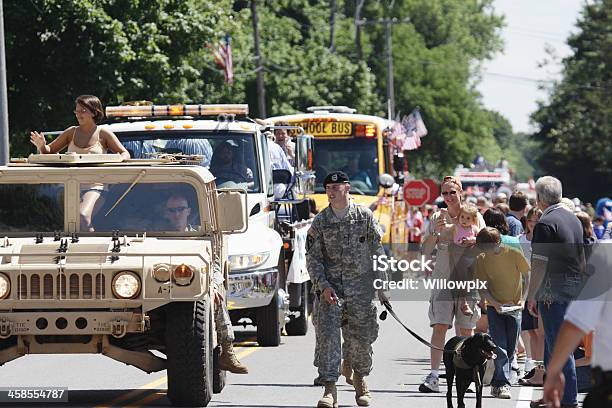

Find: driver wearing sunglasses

[164,194,193,232]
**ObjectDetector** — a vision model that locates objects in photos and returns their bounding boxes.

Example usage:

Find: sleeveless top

[454,224,478,244]
[67,126,106,154]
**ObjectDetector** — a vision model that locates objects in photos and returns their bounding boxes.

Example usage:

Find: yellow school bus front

[267,109,399,247]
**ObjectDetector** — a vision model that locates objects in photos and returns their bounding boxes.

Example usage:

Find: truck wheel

[285,282,309,336]
[256,291,281,347]
[166,300,213,407]
[212,345,226,393]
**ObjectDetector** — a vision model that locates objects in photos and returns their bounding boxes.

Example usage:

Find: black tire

[256,291,281,347]
[212,345,226,394]
[166,300,213,407]
[285,282,309,336]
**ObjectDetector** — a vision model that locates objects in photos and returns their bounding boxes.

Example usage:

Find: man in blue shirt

[507,191,528,237]
[527,176,585,408]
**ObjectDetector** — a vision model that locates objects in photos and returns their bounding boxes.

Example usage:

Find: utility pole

[329,0,337,52]
[354,0,364,59]
[251,0,266,118]
[384,19,395,119]
[356,17,405,119]
[0,0,9,165]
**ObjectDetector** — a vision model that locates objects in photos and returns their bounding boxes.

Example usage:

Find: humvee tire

[166,300,213,407]
[212,345,226,393]
[285,282,309,336]
[256,291,281,346]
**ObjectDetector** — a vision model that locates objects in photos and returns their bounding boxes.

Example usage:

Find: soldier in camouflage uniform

[213,267,248,374]
[165,194,247,374]
[306,171,388,408]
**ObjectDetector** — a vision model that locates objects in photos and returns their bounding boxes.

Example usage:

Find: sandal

[460,303,474,316]
[530,400,546,408]
[523,367,536,380]
[519,366,545,386]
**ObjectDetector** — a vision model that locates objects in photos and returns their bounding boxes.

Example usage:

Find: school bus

[267,106,411,260]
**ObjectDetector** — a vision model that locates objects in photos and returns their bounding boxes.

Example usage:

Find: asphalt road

[0,297,582,408]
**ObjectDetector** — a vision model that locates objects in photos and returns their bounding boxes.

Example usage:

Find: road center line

[122,337,260,408]
[94,376,167,408]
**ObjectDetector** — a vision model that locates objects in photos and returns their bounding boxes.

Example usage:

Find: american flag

[211,35,234,85]
[401,109,427,151]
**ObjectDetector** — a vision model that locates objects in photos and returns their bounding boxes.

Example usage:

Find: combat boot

[218,340,249,374]
[353,373,372,407]
[317,382,338,408]
[341,359,353,385]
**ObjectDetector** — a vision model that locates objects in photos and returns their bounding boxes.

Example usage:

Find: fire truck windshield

[117,131,261,193]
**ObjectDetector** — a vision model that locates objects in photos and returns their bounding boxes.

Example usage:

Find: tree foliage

[5,0,234,153]
[530,0,612,201]
[5,0,521,181]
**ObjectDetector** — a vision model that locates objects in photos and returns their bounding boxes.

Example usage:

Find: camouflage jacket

[306,202,386,300]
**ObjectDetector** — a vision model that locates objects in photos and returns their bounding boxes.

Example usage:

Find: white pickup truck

[105,103,314,346]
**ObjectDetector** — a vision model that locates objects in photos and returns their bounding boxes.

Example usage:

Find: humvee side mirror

[217,190,248,233]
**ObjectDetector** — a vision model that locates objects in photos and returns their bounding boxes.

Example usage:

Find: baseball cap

[323,171,350,187]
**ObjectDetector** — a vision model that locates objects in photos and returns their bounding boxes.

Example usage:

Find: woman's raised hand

[30,131,46,150]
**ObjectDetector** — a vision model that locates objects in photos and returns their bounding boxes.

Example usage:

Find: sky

[477,0,585,133]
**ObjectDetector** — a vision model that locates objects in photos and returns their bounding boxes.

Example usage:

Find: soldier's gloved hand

[377,289,390,304]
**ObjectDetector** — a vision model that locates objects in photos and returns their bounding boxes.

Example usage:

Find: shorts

[428,297,481,329]
[521,304,538,331]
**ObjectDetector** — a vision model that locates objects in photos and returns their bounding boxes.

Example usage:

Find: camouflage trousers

[313,296,351,367]
[315,298,379,382]
[214,286,235,344]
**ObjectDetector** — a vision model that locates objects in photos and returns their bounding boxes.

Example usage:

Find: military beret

[323,171,350,187]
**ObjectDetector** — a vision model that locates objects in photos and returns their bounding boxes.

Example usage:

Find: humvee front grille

[16,273,106,300]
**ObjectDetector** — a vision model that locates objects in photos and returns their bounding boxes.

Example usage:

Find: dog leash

[380,301,448,352]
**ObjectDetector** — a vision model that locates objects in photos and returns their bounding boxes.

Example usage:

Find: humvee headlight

[152,264,172,282]
[228,252,270,271]
[112,271,141,299]
[173,264,194,286]
[0,273,10,299]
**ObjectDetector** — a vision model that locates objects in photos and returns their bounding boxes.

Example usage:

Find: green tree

[329,0,505,176]
[531,0,612,202]
[5,0,234,155]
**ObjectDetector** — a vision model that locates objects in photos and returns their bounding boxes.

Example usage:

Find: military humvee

[0,153,247,407]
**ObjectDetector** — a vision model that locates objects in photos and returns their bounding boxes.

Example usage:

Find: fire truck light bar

[106,104,249,118]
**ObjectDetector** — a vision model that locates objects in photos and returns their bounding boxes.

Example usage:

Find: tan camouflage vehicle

[0,153,247,407]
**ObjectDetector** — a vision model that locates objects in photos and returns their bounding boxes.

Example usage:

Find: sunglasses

[165,206,188,214]
[73,108,90,115]
[441,190,458,196]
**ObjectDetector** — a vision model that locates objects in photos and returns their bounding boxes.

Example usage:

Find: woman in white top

[518,206,545,383]
[30,95,130,231]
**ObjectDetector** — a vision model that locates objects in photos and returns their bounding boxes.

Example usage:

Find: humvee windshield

[86,182,202,233]
[117,131,260,193]
[0,182,203,234]
[0,184,64,232]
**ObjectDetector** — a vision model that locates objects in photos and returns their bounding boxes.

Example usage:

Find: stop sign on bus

[404,180,430,206]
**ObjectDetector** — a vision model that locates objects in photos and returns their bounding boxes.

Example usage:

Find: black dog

[443,332,497,408]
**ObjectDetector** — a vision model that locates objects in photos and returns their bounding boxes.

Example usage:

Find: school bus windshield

[313,138,378,195]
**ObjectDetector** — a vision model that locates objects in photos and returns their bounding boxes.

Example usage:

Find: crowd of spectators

[411,176,609,406]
